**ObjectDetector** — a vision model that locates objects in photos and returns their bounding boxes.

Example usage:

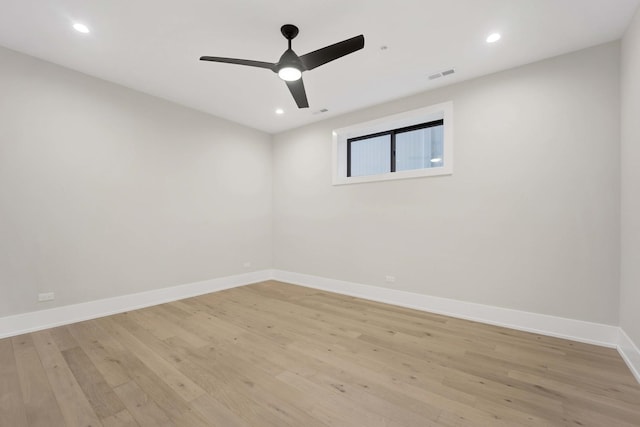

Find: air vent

[428,68,455,80]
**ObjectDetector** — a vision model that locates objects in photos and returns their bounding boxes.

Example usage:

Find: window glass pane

[349,135,391,177]
[395,125,444,172]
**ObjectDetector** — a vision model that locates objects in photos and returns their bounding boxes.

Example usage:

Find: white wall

[273,42,621,325]
[621,7,640,345]
[0,36,627,336]
[0,46,272,318]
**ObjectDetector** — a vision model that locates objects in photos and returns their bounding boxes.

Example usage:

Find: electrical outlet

[243,261,252,268]
[38,292,55,302]
[385,275,396,283]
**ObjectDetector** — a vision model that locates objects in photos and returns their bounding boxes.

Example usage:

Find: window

[333,102,453,185]
[348,134,391,177]
[347,120,444,177]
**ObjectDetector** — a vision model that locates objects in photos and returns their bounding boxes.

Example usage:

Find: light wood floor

[1,281,639,427]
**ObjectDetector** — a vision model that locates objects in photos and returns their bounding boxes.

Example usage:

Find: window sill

[333,167,452,185]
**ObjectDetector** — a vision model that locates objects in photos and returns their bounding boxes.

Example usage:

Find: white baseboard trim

[618,329,640,384]
[0,269,274,339]
[3,268,636,384]
[271,270,620,348]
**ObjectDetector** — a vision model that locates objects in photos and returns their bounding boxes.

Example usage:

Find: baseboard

[618,329,640,384]
[271,270,620,348]
[2,268,636,384]
[0,269,274,339]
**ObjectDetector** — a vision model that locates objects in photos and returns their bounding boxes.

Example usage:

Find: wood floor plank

[0,338,28,427]
[100,409,139,427]
[11,334,66,427]
[276,370,408,427]
[305,370,439,426]
[162,335,330,427]
[93,318,200,422]
[1,280,639,426]
[49,325,80,352]
[188,393,251,427]
[99,315,206,402]
[31,330,102,427]
[113,381,174,427]
[67,320,133,388]
[62,345,126,419]
[130,307,208,348]
[153,337,295,427]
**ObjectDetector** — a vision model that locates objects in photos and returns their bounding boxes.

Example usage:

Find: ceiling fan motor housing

[278,49,305,73]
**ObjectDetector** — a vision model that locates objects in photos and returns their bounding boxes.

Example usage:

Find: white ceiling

[0,0,638,134]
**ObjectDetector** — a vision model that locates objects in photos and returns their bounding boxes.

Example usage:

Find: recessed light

[73,23,90,34]
[275,108,284,115]
[486,33,501,43]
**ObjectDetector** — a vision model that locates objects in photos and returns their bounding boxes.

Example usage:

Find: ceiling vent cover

[428,68,455,80]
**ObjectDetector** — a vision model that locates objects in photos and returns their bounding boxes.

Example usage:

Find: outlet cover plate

[38,292,55,302]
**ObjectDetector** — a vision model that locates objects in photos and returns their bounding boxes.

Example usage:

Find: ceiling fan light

[278,67,302,81]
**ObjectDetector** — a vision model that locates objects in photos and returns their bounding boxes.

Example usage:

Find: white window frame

[332,101,453,185]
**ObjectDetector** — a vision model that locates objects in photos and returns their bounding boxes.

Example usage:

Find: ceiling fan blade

[200,56,276,71]
[300,35,364,71]
[286,78,309,108]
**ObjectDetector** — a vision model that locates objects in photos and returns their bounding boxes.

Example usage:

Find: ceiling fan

[200,25,365,109]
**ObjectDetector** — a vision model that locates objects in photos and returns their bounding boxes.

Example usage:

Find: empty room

[1,0,640,426]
